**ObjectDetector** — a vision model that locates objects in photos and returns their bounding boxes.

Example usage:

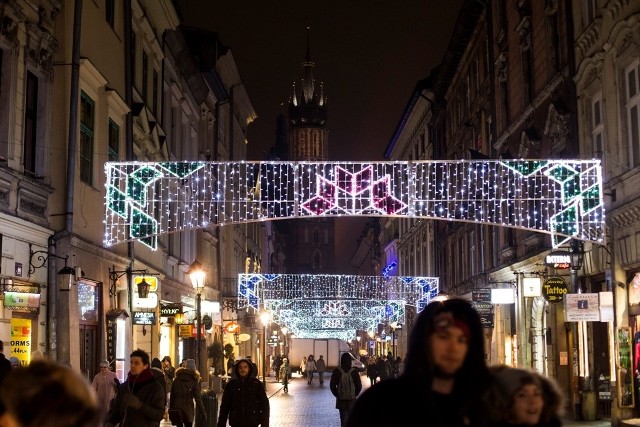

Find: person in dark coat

[217,358,269,427]
[169,358,206,427]
[0,340,12,386]
[346,298,493,427]
[105,348,166,427]
[486,365,564,427]
[330,352,363,426]
[151,358,167,393]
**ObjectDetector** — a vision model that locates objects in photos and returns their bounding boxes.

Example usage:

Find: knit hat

[186,359,197,371]
[151,357,162,369]
[99,360,109,368]
[492,366,541,402]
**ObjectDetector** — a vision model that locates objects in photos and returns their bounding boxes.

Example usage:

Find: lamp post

[187,260,206,372]
[259,310,271,389]
[569,239,585,418]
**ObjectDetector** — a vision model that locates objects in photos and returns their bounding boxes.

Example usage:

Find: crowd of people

[0,298,566,427]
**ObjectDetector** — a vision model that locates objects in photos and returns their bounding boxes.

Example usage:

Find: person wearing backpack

[330,352,362,426]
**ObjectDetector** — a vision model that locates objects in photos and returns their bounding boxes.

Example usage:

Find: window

[108,119,119,161]
[141,51,148,103]
[152,69,158,115]
[80,92,95,185]
[626,61,640,167]
[23,71,38,175]
[591,93,604,158]
[105,0,115,29]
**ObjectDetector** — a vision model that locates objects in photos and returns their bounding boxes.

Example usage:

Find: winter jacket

[106,368,166,427]
[217,359,269,427]
[315,357,326,372]
[170,367,206,424]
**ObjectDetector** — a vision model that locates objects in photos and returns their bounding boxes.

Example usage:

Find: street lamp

[187,260,206,372]
[259,310,271,388]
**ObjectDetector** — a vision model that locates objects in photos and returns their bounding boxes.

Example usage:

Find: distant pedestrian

[330,352,362,426]
[106,348,166,427]
[305,355,317,385]
[300,356,307,376]
[170,359,206,427]
[151,357,167,391]
[273,354,283,381]
[0,359,101,427]
[486,365,564,427]
[316,355,327,385]
[280,358,291,393]
[162,356,176,420]
[227,354,235,377]
[92,360,119,418]
[375,355,390,381]
[393,356,403,378]
[217,358,269,427]
[366,357,378,386]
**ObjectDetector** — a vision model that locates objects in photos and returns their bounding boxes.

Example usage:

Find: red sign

[225,321,239,334]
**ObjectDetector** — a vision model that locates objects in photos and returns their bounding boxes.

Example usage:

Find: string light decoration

[237,273,437,340]
[104,160,605,250]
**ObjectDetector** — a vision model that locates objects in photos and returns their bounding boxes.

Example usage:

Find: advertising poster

[10,318,31,366]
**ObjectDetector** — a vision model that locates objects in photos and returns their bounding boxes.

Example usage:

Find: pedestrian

[9,357,20,368]
[151,357,167,390]
[486,365,564,427]
[92,360,119,419]
[180,358,188,368]
[316,355,327,385]
[305,354,316,385]
[375,354,390,381]
[300,356,307,377]
[346,298,493,426]
[393,356,403,378]
[330,352,363,426]
[366,356,378,386]
[227,354,235,377]
[217,358,269,427]
[280,357,291,393]
[169,359,206,427]
[0,358,101,427]
[0,340,12,386]
[105,348,166,427]
[272,354,283,381]
[162,356,176,420]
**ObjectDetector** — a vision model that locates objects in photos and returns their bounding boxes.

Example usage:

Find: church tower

[288,27,329,161]
[274,27,335,274]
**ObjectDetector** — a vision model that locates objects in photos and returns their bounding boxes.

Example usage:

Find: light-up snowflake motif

[321,301,351,316]
[301,165,407,215]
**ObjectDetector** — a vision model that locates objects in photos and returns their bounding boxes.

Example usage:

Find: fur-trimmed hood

[486,365,564,425]
[175,366,201,382]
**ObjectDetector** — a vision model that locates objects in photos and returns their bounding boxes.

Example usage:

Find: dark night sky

[176,1,463,272]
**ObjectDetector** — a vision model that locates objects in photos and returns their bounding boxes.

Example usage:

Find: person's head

[318,355,323,359]
[404,298,489,386]
[99,360,110,373]
[161,356,172,366]
[340,352,352,370]
[180,358,187,367]
[130,349,150,375]
[283,358,288,364]
[488,366,564,425]
[234,359,253,379]
[9,357,20,368]
[0,359,101,427]
[151,358,162,370]
[185,359,197,371]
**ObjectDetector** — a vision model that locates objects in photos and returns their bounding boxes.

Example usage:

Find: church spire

[302,26,315,104]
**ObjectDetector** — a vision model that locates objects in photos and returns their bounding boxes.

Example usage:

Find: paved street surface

[159,373,614,427]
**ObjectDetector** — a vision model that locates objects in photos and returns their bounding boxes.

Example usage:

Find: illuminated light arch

[238,273,438,340]
[104,160,605,250]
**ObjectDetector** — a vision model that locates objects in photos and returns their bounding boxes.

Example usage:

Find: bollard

[202,389,218,427]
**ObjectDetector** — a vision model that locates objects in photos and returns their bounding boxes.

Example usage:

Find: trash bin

[202,389,217,427]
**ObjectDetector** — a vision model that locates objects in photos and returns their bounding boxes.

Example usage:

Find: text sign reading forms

[104,160,605,250]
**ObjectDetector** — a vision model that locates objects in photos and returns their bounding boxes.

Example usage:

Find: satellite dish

[239,333,251,342]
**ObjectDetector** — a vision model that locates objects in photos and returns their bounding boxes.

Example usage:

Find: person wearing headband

[346,298,493,427]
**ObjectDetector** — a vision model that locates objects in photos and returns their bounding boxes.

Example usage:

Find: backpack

[337,367,356,400]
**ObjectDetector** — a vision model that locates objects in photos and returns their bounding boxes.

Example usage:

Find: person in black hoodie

[217,358,269,427]
[169,358,206,427]
[346,298,493,427]
[105,348,166,427]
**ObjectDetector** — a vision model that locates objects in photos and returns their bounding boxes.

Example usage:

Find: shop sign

[472,289,491,302]
[545,251,571,269]
[134,276,158,292]
[473,302,494,328]
[564,293,600,321]
[3,292,40,310]
[132,311,156,325]
[160,303,182,316]
[132,292,158,309]
[542,277,568,303]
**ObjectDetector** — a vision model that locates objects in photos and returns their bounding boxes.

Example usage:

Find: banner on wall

[10,318,31,366]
